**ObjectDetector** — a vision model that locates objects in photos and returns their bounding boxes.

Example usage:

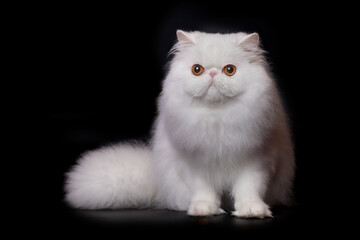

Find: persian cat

[65,30,295,218]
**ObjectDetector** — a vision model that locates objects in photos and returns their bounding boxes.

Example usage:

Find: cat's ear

[237,33,260,48]
[176,30,196,46]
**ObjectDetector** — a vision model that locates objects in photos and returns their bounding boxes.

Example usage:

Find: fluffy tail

[64,142,157,209]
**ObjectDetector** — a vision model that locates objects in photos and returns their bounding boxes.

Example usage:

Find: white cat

[65,30,295,218]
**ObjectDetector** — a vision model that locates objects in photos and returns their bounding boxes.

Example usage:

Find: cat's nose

[209,71,217,78]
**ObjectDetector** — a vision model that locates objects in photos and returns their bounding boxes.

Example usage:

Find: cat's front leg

[231,159,273,218]
[187,178,225,217]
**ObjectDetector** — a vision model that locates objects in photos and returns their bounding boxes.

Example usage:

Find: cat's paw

[187,200,225,217]
[232,200,273,219]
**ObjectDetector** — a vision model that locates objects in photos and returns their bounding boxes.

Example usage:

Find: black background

[11,1,355,237]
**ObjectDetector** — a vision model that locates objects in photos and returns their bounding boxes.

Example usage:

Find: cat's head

[167,30,268,105]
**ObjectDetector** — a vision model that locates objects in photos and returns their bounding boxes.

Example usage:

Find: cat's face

[169,31,265,104]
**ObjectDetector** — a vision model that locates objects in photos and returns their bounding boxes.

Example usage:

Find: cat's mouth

[200,79,239,103]
[198,80,226,101]
[207,79,224,93]
[209,80,215,87]
[207,80,217,90]
[189,78,239,104]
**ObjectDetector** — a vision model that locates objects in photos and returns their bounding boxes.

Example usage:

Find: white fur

[65,143,157,209]
[65,31,295,218]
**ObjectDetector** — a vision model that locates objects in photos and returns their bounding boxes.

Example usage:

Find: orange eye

[192,64,204,76]
[223,64,236,76]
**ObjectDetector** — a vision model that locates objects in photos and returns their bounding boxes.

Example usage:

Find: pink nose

[209,71,217,78]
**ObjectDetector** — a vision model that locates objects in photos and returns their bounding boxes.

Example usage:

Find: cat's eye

[192,64,204,76]
[223,65,236,76]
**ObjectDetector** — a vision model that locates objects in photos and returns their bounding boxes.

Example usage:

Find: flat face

[170,32,265,104]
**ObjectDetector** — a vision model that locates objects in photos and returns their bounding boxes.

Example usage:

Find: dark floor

[43,204,316,236]
[69,206,297,229]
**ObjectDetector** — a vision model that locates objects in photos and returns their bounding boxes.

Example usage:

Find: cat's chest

[162,100,255,152]
[184,110,242,140]
[196,113,227,131]
[162,104,260,159]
